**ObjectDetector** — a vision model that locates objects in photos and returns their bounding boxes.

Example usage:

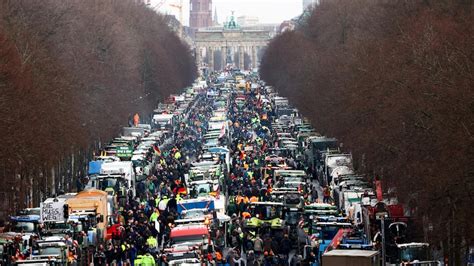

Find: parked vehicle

[66,189,110,245]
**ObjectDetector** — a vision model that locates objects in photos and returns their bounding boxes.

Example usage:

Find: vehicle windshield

[182,210,206,219]
[24,209,41,216]
[172,235,208,245]
[39,246,63,256]
[318,225,343,240]
[285,182,302,189]
[399,246,430,262]
[252,205,282,220]
[46,222,71,231]
[193,183,212,195]
[12,222,35,233]
[99,178,117,190]
[191,174,205,181]
[285,211,301,224]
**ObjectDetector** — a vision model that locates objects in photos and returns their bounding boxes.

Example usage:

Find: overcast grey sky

[151,0,304,26]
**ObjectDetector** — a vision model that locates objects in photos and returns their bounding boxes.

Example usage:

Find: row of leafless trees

[0,0,196,218]
[261,0,473,263]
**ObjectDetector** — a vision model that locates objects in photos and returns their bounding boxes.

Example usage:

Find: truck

[396,243,441,265]
[9,214,41,250]
[96,160,135,200]
[177,198,215,216]
[30,236,68,264]
[152,113,176,132]
[40,194,76,237]
[244,202,285,230]
[324,153,353,186]
[186,180,226,215]
[305,137,338,180]
[168,224,212,254]
[322,249,380,266]
[307,216,352,259]
[66,189,110,245]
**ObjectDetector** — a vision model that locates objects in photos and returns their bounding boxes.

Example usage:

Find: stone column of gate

[245,46,249,69]
[208,46,214,71]
[252,46,257,69]
[195,45,202,68]
[239,46,245,70]
[221,45,227,70]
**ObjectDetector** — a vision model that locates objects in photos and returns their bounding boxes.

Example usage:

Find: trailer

[322,249,380,266]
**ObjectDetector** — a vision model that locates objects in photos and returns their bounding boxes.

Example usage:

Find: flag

[219,123,225,138]
[153,144,161,156]
[257,94,262,108]
[176,187,187,195]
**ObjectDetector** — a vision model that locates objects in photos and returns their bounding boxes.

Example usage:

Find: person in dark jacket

[280,234,292,258]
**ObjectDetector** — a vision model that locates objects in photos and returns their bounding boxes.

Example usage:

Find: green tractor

[244,202,285,237]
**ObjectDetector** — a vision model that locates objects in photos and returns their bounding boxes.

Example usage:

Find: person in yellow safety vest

[174,150,182,160]
[248,171,254,179]
[160,158,166,166]
[138,253,156,266]
[146,236,158,249]
[155,197,160,208]
[158,196,170,211]
[149,208,159,222]
[134,255,144,265]
[121,243,128,252]
[254,158,259,166]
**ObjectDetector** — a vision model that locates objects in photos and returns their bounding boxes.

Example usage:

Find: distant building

[189,0,213,30]
[237,16,259,27]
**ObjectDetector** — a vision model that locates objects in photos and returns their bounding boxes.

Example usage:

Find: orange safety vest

[216,252,223,261]
[133,113,140,127]
[249,196,258,203]
[236,195,244,205]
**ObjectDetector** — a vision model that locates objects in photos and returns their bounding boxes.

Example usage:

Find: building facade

[189,0,213,29]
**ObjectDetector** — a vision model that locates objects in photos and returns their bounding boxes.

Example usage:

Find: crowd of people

[91,96,218,265]
[89,76,326,265]
[2,73,329,266]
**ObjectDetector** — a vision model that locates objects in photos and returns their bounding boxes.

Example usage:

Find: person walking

[253,234,263,258]
[311,186,319,202]
[280,234,292,259]
[323,186,331,203]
